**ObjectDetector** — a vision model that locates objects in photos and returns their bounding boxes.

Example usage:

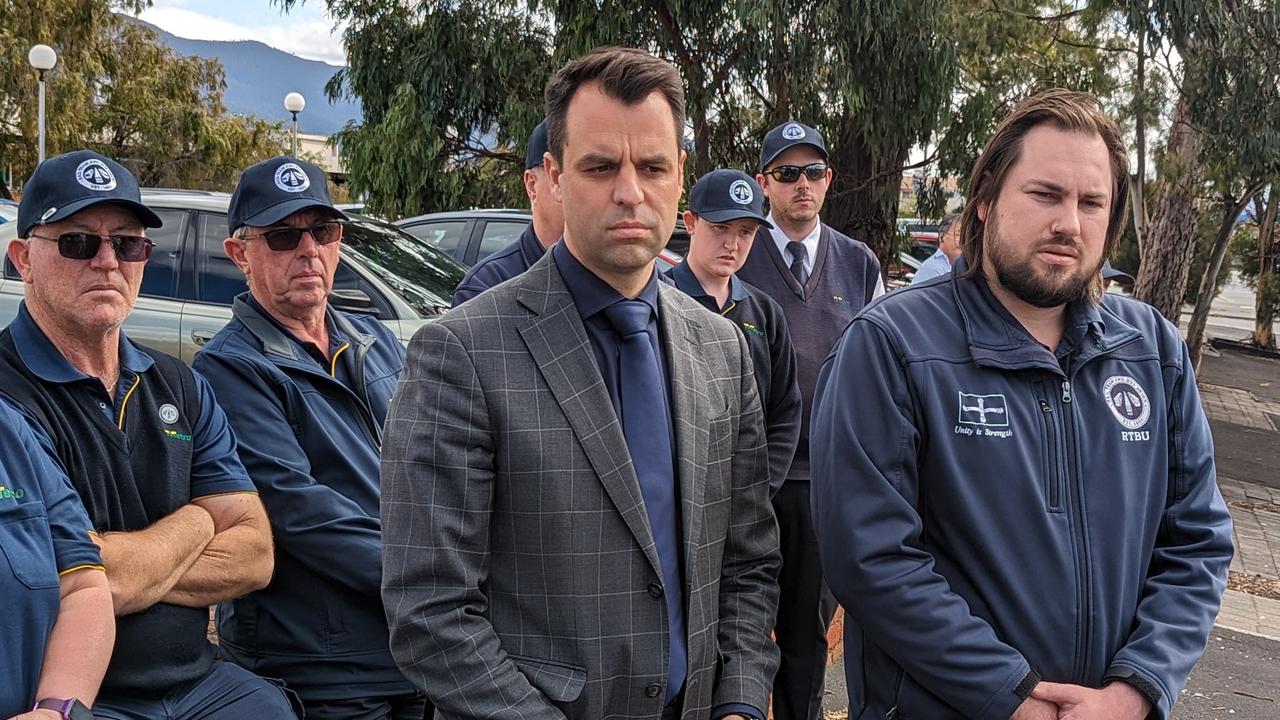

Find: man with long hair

[811,90,1232,720]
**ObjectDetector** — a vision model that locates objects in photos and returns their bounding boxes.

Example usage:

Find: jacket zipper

[1037,393,1063,512]
[1060,378,1093,682]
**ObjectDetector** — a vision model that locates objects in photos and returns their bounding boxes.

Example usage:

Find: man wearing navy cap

[451,120,565,305]
[736,122,883,720]
[192,157,424,719]
[666,169,801,496]
[1,149,289,718]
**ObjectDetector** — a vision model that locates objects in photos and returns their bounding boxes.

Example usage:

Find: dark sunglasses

[764,163,828,183]
[29,232,154,262]
[241,221,344,252]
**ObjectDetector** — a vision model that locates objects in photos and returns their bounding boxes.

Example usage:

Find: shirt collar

[245,294,347,355]
[519,223,549,267]
[766,213,821,258]
[10,302,154,384]
[552,242,660,321]
[669,260,749,310]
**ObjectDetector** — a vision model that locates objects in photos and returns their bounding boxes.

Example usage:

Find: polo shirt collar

[670,260,749,311]
[10,302,153,384]
[552,242,659,321]
[520,224,549,267]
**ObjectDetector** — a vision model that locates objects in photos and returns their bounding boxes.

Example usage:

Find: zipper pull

[1039,399,1052,413]
[1061,381,1072,403]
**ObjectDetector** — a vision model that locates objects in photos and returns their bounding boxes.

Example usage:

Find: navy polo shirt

[452,223,547,306]
[0,303,255,696]
[0,396,102,717]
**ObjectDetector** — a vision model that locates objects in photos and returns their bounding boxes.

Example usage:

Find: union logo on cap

[782,123,806,140]
[76,159,117,192]
[274,163,311,193]
[729,180,753,205]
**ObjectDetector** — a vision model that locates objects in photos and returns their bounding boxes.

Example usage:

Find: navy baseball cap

[689,169,773,229]
[1102,261,1134,283]
[17,150,162,238]
[228,156,346,233]
[525,120,549,170]
[759,120,828,171]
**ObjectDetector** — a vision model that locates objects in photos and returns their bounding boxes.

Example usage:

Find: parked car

[0,199,17,225]
[0,188,466,362]
[395,209,689,268]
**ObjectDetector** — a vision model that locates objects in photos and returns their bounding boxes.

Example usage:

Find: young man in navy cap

[452,119,565,305]
[192,157,424,719]
[667,169,801,496]
[1,150,289,718]
[735,121,882,720]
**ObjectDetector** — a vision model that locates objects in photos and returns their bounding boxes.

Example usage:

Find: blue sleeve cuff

[712,703,763,720]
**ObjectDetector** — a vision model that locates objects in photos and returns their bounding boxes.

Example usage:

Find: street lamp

[28,44,57,165]
[284,92,305,156]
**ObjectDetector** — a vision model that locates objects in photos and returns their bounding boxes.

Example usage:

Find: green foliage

[1183,198,1236,306]
[314,0,550,218]
[0,1,283,193]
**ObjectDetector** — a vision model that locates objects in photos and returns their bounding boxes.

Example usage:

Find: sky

[137,0,347,66]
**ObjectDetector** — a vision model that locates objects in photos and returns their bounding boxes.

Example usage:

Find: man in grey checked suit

[380,47,781,720]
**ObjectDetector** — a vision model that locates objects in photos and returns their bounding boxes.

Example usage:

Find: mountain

[141,21,362,136]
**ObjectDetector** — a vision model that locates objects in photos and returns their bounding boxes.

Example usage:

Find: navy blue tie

[602,299,686,703]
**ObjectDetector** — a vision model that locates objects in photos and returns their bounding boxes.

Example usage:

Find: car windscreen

[341,215,466,317]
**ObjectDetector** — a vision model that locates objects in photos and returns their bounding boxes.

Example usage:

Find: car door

[178,212,239,363]
[120,208,189,357]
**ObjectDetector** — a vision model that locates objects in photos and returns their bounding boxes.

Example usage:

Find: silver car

[0,189,465,362]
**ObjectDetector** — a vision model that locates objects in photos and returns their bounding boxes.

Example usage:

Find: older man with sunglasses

[2,150,292,719]
[191,157,424,720]
[735,122,883,720]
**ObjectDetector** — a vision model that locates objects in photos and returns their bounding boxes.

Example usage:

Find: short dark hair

[958,89,1130,303]
[937,213,962,237]
[544,47,685,163]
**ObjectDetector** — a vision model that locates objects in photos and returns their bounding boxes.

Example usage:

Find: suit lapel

[515,256,663,577]
[656,284,708,577]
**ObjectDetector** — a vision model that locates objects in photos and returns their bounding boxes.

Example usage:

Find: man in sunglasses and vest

[2,151,293,718]
[191,157,423,719]
[735,122,883,720]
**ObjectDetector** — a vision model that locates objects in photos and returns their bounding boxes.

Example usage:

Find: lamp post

[28,44,57,165]
[284,92,305,156]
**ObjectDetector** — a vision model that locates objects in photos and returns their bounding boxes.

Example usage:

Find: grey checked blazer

[380,251,781,719]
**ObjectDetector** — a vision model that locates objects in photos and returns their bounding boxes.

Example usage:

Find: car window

[477,221,528,262]
[341,216,465,317]
[139,209,188,300]
[332,261,394,318]
[401,221,467,257]
[196,213,248,306]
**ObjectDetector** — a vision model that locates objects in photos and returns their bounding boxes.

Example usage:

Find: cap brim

[759,141,828,171]
[695,208,773,229]
[240,198,349,230]
[24,196,163,237]
[1102,268,1134,283]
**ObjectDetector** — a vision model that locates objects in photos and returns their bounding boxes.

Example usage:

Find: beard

[985,213,1100,308]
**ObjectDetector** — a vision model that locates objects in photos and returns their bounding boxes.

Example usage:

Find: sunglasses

[241,221,344,252]
[764,163,829,183]
[29,232,154,262]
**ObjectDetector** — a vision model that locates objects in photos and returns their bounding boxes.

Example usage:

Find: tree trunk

[1186,190,1257,369]
[823,127,907,267]
[1134,97,1202,323]
[1255,189,1278,348]
[1132,6,1149,258]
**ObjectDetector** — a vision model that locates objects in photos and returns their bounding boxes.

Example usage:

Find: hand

[1011,695,1060,720]
[1031,681,1152,720]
